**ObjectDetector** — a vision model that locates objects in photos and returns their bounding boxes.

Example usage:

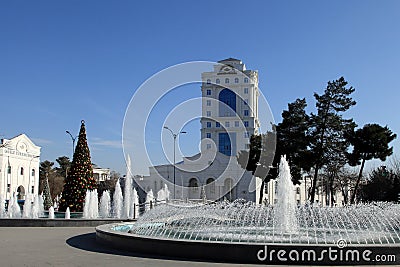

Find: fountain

[83,189,99,219]
[48,206,55,219]
[0,194,5,218]
[113,179,123,218]
[7,193,21,218]
[65,207,71,219]
[96,156,400,264]
[99,191,111,218]
[145,189,154,211]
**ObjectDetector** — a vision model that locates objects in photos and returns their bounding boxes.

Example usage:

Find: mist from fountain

[99,190,111,218]
[113,179,123,218]
[145,190,154,211]
[116,156,400,246]
[8,193,21,218]
[65,207,71,219]
[0,194,5,218]
[130,188,139,219]
[274,155,298,234]
[157,185,170,203]
[38,193,44,217]
[83,189,99,219]
[22,194,33,218]
[48,206,55,219]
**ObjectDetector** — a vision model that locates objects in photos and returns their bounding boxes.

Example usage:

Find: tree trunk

[329,176,335,206]
[350,158,366,204]
[310,165,320,203]
[258,179,265,204]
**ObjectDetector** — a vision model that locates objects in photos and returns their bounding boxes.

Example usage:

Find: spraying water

[8,193,21,218]
[99,191,111,218]
[130,188,139,219]
[83,190,99,219]
[65,207,71,219]
[22,194,32,218]
[113,179,123,218]
[0,194,6,218]
[145,189,154,211]
[274,155,298,234]
[48,206,55,219]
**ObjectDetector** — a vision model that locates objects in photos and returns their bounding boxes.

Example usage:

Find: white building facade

[0,134,41,201]
[262,174,347,207]
[135,58,261,202]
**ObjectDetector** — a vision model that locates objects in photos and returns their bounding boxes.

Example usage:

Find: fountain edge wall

[96,223,400,265]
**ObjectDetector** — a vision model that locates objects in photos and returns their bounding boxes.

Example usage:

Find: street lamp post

[163,126,186,200]
[65,131,77,157]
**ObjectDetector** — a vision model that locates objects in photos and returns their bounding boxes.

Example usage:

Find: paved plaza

[0,227,390,267]
[0,227,266,267]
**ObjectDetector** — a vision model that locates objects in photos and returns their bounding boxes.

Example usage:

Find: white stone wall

[0,134,41,200]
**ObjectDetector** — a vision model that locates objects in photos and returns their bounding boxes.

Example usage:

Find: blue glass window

[219,133,231,156]
[206,133,211,138]
[244,110,249,116]
[216,122,220,127]
[206,89,211,95]
[219,88,236,117]
[244,121,249,127]
[206,122,211,128]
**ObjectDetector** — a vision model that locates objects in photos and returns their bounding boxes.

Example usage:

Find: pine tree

[276,98,311,184]
[59,120,97,212]
[42,173,53,210]
[308,77,356,203]
[346,124,396,204]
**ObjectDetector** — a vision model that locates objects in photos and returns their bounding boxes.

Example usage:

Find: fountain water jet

[274,155,298,234]
[48,206,55,219]
[96,156,400,264]
[65,207,71,219]
[113,179,123,218]
[99,191,111,218]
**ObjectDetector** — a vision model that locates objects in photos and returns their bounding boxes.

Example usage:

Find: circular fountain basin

[96,201,400,264]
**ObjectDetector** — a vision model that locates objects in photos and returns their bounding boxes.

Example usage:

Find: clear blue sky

[1,1,399,174]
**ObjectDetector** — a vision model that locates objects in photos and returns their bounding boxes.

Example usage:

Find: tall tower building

[200,58,260,156]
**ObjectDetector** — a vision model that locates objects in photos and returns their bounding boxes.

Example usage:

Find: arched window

[20,167,24,175]
[206,178,215,194]
[7,166,11,174]
[17,185,25,200]
[219,88,236,117]
[31,169,35,177]
[206,79,211,84]
[188,178,199,199]
[225,78,229,84]
[224,178,235,201]
[234,78,239,83]
[216,79,220,84]
[244,77,249,83]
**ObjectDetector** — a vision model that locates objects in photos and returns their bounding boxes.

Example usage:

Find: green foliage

[308,77,357,203]
[361,166,400,202]
[237,131,276,181]
[276,98,311,184]
[347,124,396,165]
[55,156,71,179]
[346,123,396,203]
[59,121,97,212]
[39,160,55,193]
[42,175,53,210]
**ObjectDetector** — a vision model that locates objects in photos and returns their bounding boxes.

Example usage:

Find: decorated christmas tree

[42,173,53,210]
[59,120,97,212]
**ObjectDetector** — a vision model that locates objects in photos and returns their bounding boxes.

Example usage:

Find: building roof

[218,57,241,63]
